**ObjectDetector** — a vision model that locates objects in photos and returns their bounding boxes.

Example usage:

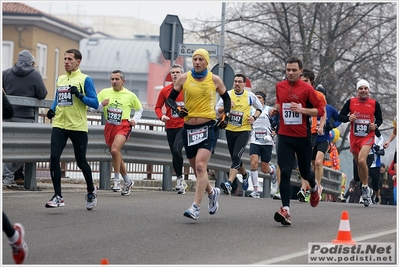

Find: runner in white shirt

[248,91,277,198]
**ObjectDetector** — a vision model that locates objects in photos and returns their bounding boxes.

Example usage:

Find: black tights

[3,212,15,238]
[166,128,184,177]
[278,135,315,207]
[226,130,251,170]
[50,127,94,197]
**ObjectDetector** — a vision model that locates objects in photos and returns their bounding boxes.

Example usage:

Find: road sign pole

[171,22,176,66]
[216,2,227,190]
[159,15,184,61]
[218,2,226,84]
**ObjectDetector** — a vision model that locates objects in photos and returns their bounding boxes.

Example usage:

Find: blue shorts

[182,120,219,159]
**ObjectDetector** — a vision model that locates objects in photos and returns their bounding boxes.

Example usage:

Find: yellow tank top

[227,90,252,131]
[183,72,217,121]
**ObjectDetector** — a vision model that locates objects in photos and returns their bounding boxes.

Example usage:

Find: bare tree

[187,2,397,153]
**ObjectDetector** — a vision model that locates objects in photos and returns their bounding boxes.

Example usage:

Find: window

[54,48,60,90]
[2,41,14,70]
[36,43,48,78]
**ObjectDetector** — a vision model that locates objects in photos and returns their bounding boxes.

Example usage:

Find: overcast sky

[22,1,224,26]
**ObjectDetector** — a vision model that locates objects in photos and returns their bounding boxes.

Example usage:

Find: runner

[269,57,325,226]
[217,74,263,195]
[167,48,231,220]
[337,79,383,207]
[96,70,143,196]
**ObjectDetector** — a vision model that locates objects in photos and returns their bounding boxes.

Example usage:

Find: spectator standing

[45,49,99,210]
[217,74,263,195]
[383,116,397,194]
[96,70,143,195]
[337,79,383,207]
[155,64,186,194]
[344,177,362,203]
[269,56,325,226]
[167,48,230,220]
[2,50,48,187]
[247,90,276,198]
[387,159,397,205]
[378,163,394,205]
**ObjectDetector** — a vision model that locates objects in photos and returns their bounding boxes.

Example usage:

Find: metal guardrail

[3,96,342,196]
[2,122,342,195]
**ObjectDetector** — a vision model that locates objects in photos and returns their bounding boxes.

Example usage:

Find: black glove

[373,145,385,156]
[215,112,230,129]
[176,106,188,118]
[47,109,55,119]
[325,122,334,133]
[69,85,83,99]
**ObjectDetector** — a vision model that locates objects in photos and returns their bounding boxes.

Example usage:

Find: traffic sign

[178,44,218,58]
[211,63,235,90]
[159,15,184,61]
[164,72,173,87]
[244,78,252,91]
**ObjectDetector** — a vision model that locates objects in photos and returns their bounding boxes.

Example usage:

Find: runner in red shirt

[338,79,383,207]
[269,57,325,226]
[154,64,186,194]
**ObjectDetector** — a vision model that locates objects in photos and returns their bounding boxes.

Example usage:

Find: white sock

[283,206,290,214]
[8,230,19,244]
[208,189,214,197]
[250,170,258,187]
[122,174,130,184]
[114,173,120,182]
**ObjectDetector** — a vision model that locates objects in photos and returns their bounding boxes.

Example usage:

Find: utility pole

[218,2,226,84]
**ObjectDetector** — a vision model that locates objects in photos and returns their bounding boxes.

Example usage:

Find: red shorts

[104,120,132,147]
[350,134,374,154]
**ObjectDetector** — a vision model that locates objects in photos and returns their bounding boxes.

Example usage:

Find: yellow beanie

[192,48,210,67]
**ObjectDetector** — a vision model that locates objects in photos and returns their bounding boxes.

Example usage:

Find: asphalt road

[2,187,397,266]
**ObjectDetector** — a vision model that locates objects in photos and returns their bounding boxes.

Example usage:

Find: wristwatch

[252,115,258,121]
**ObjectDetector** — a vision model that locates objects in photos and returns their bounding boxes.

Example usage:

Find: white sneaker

[361,186,373,207]
[183,203,200,220]
[86,186,97,210]
[249,191,260,198]
[121,179,134,196]
[45,194,65,208]
[208,187,220,215]
[112,180,121,192]
[177,184,188,194]
[3,177,17,188]
[175,177,184,191]
[270,165,277,184]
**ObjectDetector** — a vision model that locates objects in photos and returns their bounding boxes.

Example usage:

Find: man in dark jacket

[2,50,48,187]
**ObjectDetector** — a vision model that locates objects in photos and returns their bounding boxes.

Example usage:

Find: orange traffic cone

[100,258,109,264]
[332,211,356,244]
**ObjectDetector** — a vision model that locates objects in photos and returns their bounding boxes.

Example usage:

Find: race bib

[187,126,208,146]
[254,131,267,142]
[229,110,244,127]
[353,119,370,137]
[57,86,73,106]
[171,101,185,118]
[107,107,123,125]
[282,103,302,125]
